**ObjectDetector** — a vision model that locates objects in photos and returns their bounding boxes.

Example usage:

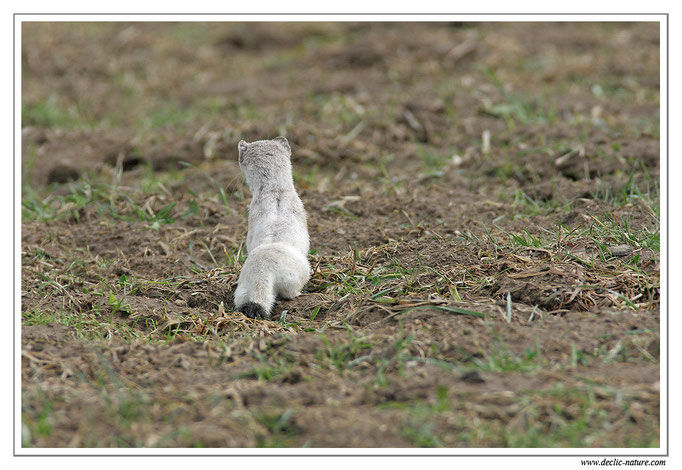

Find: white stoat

[233,136,310,319]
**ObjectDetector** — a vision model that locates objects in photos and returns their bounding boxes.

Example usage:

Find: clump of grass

[23,305,143,342]
[21,389,55,447]
[417,144,446,170]
[501,386,659,447]
[479,68,557,129]
[22,179,177,230]
[401,416,444,448]
[237,352,298,382]
[386,386,450,447]
[315,326,372,372]
[254,409,303,447]
[138,102,194,130]
[506,188,572,218]
[473,330,543,373]
[22,94,90,130]
[586,212,659,254]
[508,229,546,249]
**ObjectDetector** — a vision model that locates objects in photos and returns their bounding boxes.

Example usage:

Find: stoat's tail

[234,242,310,319]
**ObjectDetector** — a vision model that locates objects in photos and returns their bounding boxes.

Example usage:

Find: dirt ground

[20,21,660,448]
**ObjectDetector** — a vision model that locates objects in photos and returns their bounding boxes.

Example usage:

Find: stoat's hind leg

[278,288,301,301]
[275,259,310,300]
[238,301,268,319]
[234,255,276,319]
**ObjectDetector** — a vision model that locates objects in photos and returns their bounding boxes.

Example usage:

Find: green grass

[237,352,298,381]
[473,337,543,373]
[479,68,558,129]
[388,384,659,448]
[21,272,179,342]
[586,212,659,254]
[177,161,233,212]
[23,305,143,342]
[384,385,450,447]
[496,206,659,258]
[592,163,659,212]
[138,103,194,130]
[254,409,303,447]
[315,327,372,372]
[507,188,573,218]
[401,414,445,448]
[95,351,151,427]
[500,386,659,448]
[417,144,447,170]
[22,179,178,229]
[21,390,55,447]
[508,229,546,249]
[22,94,91,130]
[315,93,366,127]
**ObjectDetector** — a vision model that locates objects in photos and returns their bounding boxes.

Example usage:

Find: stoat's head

[237,136,292,190]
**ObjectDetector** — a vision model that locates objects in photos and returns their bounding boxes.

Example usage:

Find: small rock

[609,244,633,257]
[460,370,485,383]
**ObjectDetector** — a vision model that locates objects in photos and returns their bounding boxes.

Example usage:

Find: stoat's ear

[273,136,291,155]
[238,140,249,156]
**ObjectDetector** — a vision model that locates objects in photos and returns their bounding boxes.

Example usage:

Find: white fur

[234,137,310,319]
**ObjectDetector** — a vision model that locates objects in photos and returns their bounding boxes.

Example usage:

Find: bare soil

[21,21,660,448]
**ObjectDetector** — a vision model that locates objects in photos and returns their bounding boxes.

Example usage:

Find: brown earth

[21,21,660,449]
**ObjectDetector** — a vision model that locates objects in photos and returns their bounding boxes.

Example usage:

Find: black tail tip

[238,302,268,319]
